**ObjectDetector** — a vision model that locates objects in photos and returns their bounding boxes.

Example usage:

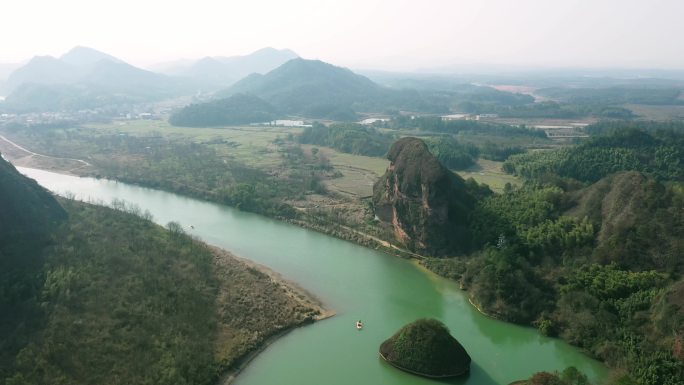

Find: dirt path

[0,134,92,173]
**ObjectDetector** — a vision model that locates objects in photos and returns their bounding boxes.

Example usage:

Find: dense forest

[504,123,684,182]
[422,122,684,385]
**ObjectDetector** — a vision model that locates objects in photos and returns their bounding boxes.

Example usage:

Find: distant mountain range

[150,47,298,88]
[220,58,387,115]
[1,47,191,111]
[4,46,168,93]
[0,46,302,111]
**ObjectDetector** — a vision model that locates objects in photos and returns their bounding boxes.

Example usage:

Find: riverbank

[0,137,417,262]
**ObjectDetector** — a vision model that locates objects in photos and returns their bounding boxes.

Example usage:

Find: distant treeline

[388,116,548,138]
[169,93,278,127]
[298,122,393,157]
[298,119,533,166]
[537,87,683,106]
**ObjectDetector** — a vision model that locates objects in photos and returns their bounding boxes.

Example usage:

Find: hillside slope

[0,157,324,385]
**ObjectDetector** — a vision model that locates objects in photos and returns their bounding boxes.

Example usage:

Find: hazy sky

[2,0,684,71]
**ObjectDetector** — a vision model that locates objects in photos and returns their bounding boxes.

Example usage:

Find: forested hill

[215,58,384,120]
[420,122,684,385]
[0,156,67,380]
[212,58,447,120]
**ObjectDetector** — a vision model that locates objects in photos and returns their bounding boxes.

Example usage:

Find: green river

[19,167,607,385]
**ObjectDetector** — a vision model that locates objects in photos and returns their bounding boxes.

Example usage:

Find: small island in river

[379,318,471,378]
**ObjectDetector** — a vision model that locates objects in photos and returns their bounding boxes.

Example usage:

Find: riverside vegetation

[0,157,323,385]
[2,118,683,384]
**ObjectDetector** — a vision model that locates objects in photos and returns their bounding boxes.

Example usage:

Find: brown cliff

[373,137,475,255]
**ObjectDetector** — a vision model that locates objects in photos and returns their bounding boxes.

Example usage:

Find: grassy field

[88,120,391,198]
[624,104,684,120]
[303,144,389,198]
[86,121,302,168]
[456,158,521,193]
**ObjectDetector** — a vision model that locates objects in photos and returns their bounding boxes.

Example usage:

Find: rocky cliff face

[373,137,475,255]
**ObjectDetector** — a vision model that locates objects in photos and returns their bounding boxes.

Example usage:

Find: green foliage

[390,116,547,138]
[463,245,554,322]
[562,264,666,302]
[504,126,684,182]
[0,156,68,377]
[555,264,684,385]
[424,136,479,170]
[169,93,277,127]
[6,128,307,219]
[435,172,683,383]
[5,201,220,385]
[299,122,393,156]
[523,367,590,385]
[471,184,564,247]
[520,216,595,257]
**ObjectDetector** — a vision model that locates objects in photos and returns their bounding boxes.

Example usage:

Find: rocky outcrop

[373,137,475,255]
[379,318,471,378]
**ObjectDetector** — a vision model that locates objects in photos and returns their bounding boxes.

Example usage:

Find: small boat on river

[356,320,364,330]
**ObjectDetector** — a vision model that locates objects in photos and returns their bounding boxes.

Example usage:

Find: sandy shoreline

[209,246,335,385]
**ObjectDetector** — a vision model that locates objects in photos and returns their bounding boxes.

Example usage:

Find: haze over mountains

[4,46,153,92]
[0,46,298,99]
[3,45,684,123]
[152,47,299,86]
[170,57,468,124]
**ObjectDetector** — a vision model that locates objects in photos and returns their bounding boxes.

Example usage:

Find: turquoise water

[20,167,607,385]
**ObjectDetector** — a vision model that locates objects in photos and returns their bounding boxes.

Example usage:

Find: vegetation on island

[0,156,322,385]
[379,318,471,378]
